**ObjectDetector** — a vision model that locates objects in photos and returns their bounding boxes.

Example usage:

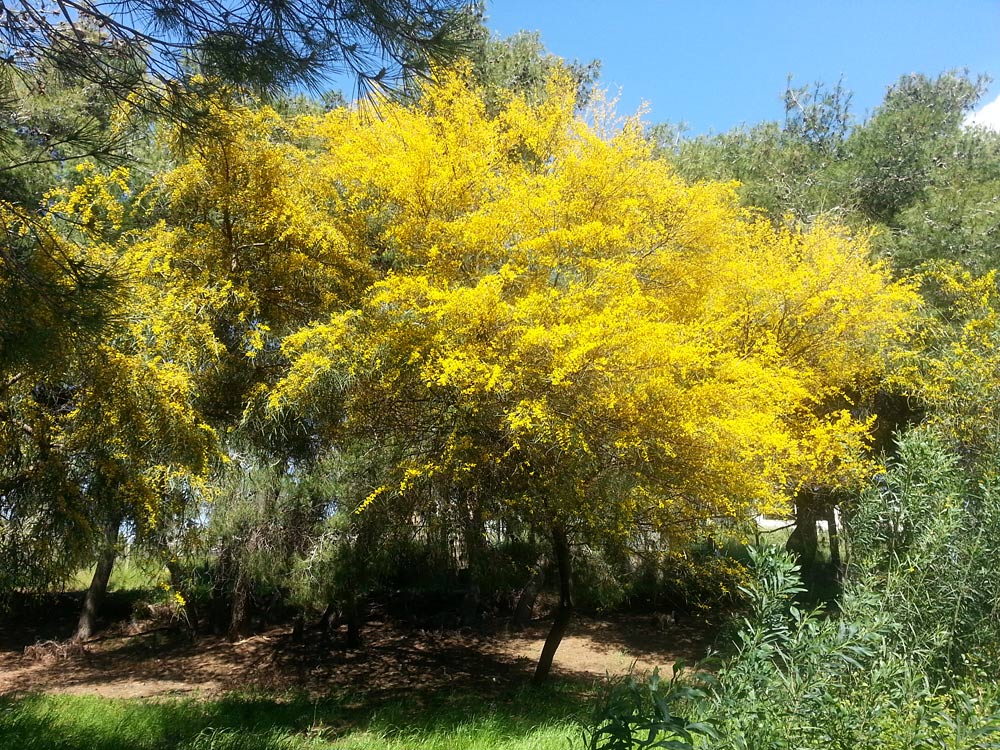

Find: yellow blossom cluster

[270,69,918,541]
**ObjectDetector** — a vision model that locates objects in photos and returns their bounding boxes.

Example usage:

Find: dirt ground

[0,605,711,699]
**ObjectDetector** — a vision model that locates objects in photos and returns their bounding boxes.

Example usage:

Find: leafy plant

[584,667,716,750]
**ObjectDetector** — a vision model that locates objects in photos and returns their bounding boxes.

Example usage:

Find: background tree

[1,0,471,96]
[661,71,999,579]
[0,167,215,622]
[848,72,987,227]
[90,95,374,636]
[664,70,995,270]
[0,0,469,369]
[0,52,134,373]
[458,3,600,114]
[654,77,855,223]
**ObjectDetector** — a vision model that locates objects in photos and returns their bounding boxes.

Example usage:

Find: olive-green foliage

[583,668,715,750]
[846,428,1000,676]
[666,71,1000,278]
[891,172,1000,276]
[697,544,1000,750]
[254,446,543,627]
[0,60,125,372]
[286,507,397,623]
[570,547,630,613]
[887,126,1000,275]
[848,72,986,225]
[623,548,750,623]
[662,78,856,223]
[458,3,601,115]
[178,459,334,629]
[586,429,1000,749]
[284,446,445,620]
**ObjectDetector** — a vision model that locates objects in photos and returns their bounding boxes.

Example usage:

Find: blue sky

[484,1,1000,134]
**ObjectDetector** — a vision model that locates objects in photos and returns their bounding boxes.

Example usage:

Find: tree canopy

[265,69,917,676]
[1,0,471,95]
[0,0,472,606]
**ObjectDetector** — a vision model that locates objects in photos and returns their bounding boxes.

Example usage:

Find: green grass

[0,683,589,750]
[69,556,166,593]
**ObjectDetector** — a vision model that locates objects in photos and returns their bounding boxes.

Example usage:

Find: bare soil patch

[0,606,710,700]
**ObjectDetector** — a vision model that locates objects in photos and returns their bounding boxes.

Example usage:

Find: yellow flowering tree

[1,96,367,635]
[117,96,378,638]
[0,166,218,636]
[270,70,918,680]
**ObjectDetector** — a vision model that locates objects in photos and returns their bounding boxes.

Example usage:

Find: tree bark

[227,562,253,642]
[460,576,481,627]
[345,594,364,649]
[291,612,305,642]
[533,523,573,684]
[826,505,842,580]
[787,492,819,570]
[74,518,121,641]
[318,601,338,638]
[513,563,544,629]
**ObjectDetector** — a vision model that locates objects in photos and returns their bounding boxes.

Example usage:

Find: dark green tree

[459,4,600,113]
[664,70,992,245]
[1,0,470,96]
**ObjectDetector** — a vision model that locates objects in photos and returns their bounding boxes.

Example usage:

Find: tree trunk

[513,563,544,629]
[318,601,339,638]
[458,488,484,626]
[227,562,253,642]
[345,594,364,649]
[533,524,573,684]
[787,492,819,568]
[74,518,121,641]
[460,577,481,627]
[826,505,842,580]
[291,612,305,642]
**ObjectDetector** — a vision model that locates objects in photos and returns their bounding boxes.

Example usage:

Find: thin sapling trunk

[533,523,573,683]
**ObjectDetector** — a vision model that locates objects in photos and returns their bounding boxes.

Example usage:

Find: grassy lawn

[0,683,589,750]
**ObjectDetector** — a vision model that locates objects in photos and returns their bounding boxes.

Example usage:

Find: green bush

[584,512,1000,750]
[624,547,751,623]
[583,667,715,750]
[846,427,1000,677]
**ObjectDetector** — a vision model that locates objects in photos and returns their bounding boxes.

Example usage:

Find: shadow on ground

[0,596,719,749]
